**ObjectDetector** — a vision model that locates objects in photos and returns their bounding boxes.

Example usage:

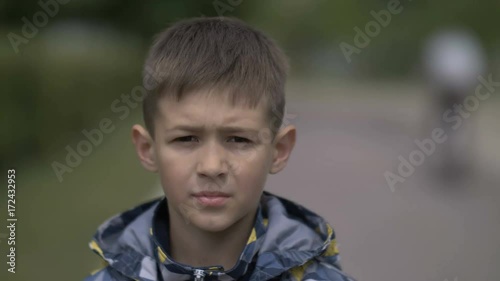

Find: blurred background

[1,0,499,280]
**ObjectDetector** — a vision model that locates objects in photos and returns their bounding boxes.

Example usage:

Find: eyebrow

[165,125,259,134]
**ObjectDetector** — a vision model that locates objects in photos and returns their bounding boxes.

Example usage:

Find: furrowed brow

[165,125,259,134]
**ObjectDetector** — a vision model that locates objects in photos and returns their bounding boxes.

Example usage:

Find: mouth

[192,191,231,207]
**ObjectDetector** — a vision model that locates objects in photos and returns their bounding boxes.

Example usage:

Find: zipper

[193,269,205,281]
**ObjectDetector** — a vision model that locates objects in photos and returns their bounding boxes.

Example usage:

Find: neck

[168,207,256,270]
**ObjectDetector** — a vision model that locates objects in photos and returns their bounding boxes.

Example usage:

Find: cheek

[231,149,272,192]
[156,145,192,171]
[238,143,272,163]
[155,147,193,193]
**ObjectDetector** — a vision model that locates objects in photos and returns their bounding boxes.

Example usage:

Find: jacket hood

[87,192,343,281]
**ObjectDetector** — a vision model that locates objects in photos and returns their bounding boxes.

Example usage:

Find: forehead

[155,91,269,129]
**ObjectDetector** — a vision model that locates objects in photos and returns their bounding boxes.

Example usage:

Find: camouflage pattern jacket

[84,192,355,281]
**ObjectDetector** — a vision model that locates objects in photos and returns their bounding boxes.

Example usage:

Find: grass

[6,111,157,281]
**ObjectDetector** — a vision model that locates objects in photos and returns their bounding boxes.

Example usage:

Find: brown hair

[142,17,289,137]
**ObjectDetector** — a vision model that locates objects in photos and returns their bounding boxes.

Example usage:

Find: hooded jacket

[84,192,355,281]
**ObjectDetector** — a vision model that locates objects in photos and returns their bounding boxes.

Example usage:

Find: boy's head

[131,17,296,234]
[142,17,289,138]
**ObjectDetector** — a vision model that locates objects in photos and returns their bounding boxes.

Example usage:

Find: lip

[193,191,231,197]
[192,191,231,207]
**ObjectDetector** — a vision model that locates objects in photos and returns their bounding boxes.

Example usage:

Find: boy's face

[132,90,295,233]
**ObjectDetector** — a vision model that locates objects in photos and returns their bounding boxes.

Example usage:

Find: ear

[131,124,158,172]
[269,125,296,174]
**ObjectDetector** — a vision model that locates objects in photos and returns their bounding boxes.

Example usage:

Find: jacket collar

[89,192,339,281]
[150,197,268,280]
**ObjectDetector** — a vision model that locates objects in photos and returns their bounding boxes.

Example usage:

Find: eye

[174,136,199,142]
[228,136,251,143]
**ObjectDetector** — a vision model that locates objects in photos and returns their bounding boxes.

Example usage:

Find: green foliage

[0,35,144,168]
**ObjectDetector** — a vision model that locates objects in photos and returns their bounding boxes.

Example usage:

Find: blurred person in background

[422,27,487,182]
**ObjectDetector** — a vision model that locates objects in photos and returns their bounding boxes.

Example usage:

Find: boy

[85,17,355,281]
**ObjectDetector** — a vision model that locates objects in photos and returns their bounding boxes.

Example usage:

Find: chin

[198,224,231,233]
[192,214,236,233]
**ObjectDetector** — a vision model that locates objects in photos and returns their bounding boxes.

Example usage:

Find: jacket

[84,192,356,281]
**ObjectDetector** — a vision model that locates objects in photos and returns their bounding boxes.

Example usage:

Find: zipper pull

[193,269,205,281]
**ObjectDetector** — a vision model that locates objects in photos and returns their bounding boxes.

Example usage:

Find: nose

[196,141,228,181]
